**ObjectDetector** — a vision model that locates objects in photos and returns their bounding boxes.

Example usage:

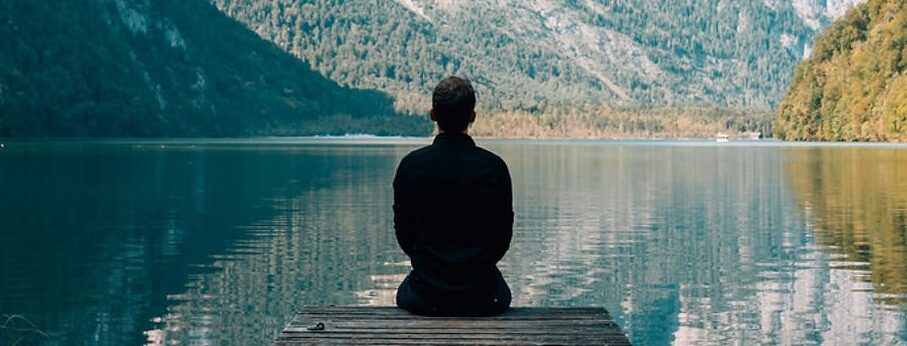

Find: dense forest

[210,0,846,112]
[0,0,860,138]
[775,0,907,141]
[470,106,772,139]
[0,0,430,137]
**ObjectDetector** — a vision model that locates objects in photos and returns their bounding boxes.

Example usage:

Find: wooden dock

[275,306,630,345]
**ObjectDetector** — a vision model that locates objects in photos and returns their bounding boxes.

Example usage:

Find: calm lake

[1,138,906,345]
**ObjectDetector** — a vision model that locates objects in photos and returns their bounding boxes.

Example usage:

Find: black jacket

[393,133,514,298]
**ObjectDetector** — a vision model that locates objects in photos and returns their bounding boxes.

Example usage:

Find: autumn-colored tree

[776,0,907,142]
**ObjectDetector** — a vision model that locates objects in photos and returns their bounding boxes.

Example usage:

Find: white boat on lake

[716,133,730,143]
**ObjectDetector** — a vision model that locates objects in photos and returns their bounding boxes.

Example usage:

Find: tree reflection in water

[785,147,907,308]
[2,140,907,346]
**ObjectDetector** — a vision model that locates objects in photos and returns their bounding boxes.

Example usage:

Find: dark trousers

[395,273,511,317]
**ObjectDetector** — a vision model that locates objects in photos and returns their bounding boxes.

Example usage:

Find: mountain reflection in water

[0,140,905,346]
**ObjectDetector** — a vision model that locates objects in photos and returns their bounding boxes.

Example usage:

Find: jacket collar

[433,132,475,146]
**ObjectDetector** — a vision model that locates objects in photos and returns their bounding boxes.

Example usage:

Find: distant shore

[7,136,907,149]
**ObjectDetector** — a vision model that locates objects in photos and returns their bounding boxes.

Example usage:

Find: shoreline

[4,136,907,148]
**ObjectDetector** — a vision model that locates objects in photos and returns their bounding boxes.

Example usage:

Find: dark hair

[432,76,476,132]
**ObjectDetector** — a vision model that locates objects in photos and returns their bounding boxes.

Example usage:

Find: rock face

[0,0,869,137]
[789,0,866,29]
[211,0,862,112]
[775,0,907,141]
[0,0,410,137]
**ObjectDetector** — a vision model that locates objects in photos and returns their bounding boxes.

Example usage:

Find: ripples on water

[0,139,906,345]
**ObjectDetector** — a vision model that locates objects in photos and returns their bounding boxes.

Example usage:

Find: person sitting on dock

[393,76,514,317]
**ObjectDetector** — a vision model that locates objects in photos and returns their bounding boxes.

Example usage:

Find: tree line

[775,0,907,141]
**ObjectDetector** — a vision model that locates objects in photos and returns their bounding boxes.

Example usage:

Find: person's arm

[493,160,514,262]
[393,158,415,257]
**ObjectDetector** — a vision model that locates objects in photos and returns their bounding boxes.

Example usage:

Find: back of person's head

[432,76,476,133]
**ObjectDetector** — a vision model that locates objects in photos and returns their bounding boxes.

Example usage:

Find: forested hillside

[775,0,907,141]
[0,0,865,138]
[210,0,856,113]
[0,0,429,137]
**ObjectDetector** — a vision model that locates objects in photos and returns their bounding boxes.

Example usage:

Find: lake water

[1,138,906,345]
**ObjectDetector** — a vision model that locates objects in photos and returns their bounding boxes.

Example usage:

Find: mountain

[209,0,862,114]
[0,0,430,137]
[0,0,867,138]
[775,0,907,141]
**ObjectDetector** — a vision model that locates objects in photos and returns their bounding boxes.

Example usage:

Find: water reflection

[785,148,907,307]
[497,144,797,345]
[1,140,907,345]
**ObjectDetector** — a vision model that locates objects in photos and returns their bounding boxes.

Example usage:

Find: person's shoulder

[408,144,437,158]
[400,144,436,164]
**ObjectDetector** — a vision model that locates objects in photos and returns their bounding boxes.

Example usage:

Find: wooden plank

[287,319,614,330]
[276,335,626,344]
[282,327,627,335]
[276,340,626,345]
[296,306,611,315]
[274,306,630,345]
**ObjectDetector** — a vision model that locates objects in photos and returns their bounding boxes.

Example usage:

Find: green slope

[0,0,430,137]
[209,0,840,112]
[775,0,907,141]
